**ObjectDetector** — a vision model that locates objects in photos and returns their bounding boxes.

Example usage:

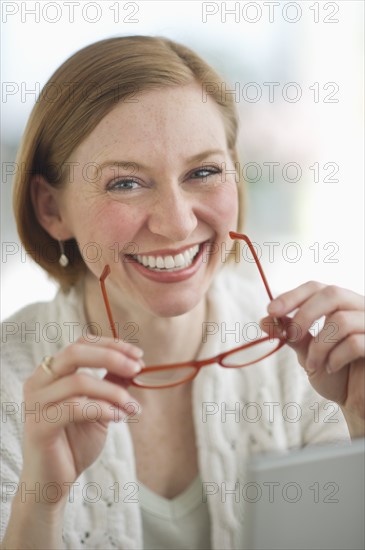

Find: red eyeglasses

[100,231,286,389]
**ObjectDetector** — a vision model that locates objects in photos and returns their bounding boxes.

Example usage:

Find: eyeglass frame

[99,231,286,389]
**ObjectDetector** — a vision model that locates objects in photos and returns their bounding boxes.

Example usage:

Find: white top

[139,475,211,549]
[0,268,350,549]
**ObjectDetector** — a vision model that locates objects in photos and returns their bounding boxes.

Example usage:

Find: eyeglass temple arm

[229,231,285,334]
[100,265,118,339]
[229,231,274,301]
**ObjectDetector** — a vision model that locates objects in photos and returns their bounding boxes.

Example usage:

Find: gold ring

[40,355,56,377]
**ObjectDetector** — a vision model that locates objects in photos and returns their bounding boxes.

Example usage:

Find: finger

[260,315,290,339]
[260,315,312,342]
[291,287,365,341]
[84,397,141,424]
[28,372,139,419]
[33,397,141,435]
[37,355,59,383]
[268,282,364,319]
[268,281,326,315]
[272,286,364,343]
[76,335,144,359]
[326,334,365,374]
[260,315,312,367]
[305,311,365,372]
[55,343,143,378]
[33,343,143,389]
[77,397,142,423]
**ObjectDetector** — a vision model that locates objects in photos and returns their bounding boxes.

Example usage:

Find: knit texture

[0,270,350,549]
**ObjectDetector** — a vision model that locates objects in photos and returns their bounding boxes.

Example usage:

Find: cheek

[73,200,144,251]
[200,182,239,229]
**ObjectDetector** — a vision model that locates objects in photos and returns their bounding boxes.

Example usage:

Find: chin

[144,291,204,318]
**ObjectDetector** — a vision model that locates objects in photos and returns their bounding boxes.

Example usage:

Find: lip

[124,240,210,283]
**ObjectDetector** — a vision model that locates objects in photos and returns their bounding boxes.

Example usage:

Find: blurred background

[1,0,364,319]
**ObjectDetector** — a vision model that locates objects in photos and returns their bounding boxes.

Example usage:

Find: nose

[147,186,198,242]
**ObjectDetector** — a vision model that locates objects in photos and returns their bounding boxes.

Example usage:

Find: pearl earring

[58,240,69,267]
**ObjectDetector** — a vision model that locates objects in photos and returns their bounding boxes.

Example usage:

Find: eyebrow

[97,149,226,172]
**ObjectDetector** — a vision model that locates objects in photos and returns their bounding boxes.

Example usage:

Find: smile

[132,244,200,272]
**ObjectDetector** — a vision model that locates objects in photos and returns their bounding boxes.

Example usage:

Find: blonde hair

[13,35,244,289]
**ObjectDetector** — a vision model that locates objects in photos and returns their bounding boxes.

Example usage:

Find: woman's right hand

[19,335,143,511]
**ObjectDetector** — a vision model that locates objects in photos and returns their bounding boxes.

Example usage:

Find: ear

[30,176,74,240]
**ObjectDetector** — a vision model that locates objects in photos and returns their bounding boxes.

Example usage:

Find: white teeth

[183,250,191,263]
[164,255,175,269]
[156,257,165,269]
[133,244,201,271]
[174,253,185,267]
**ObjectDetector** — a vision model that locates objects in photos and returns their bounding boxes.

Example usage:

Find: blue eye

[191,166,222,179]
[108,179,140,191]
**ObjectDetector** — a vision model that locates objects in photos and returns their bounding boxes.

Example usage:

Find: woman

[1,35,364,550]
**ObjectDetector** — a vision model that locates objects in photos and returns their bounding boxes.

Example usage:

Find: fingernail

[125,358,142,374]
[129,347,144,358]
[132,361,142,374]
[134,348,144,358]
[326,364,333,374]
[306,359,317,375]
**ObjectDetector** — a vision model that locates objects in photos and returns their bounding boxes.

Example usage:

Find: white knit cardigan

[0,269,350,549]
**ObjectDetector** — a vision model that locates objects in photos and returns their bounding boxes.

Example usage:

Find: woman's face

[57,83,239,317]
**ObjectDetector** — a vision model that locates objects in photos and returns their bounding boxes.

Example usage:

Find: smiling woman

[1,35,364,550]
[31,82,239,318]
[12,35,243,290]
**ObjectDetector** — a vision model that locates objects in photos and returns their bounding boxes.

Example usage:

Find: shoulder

[2,279,84,327]
[1,281,86,384]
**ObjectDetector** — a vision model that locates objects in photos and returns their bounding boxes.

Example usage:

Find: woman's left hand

[260,281,365,436]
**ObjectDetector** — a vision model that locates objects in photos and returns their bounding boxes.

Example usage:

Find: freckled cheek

[199,184,239,229]
[79,203,146,248]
